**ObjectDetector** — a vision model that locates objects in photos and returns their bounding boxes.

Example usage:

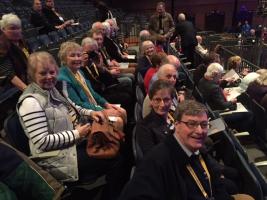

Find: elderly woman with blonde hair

[137,40,156,77]
[227,55,249,76]
[57,41,127,130]
[246,70,267,103]
[17,51,126,198]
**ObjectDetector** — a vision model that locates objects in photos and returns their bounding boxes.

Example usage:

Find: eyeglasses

[179,120,209,129]
[152,97,172,104]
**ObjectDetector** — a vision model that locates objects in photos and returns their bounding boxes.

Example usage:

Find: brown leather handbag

[86,120,124,159]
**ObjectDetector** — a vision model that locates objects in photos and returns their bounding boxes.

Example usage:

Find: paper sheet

[119,62,129,69]
[222,69,240,81]
[224,87,242,101]
[220,102,248,115]
[208,118,226,136]
[127,55,136,59]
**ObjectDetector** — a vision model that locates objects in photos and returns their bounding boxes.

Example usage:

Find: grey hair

[157,64,176,79]
[81,37,98,48]
[204,62,224,79]
[58,41,81,65]
[102,21,111,36]
[0,13,21,30]
[139,30,151,42]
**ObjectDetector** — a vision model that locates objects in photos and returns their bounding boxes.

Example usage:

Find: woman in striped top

[17,52,126,198]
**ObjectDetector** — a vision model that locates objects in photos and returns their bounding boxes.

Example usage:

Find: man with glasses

[120,100,253,200]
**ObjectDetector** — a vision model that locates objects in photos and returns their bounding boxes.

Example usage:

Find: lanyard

[167,112,174,123]
[86,63,99,78]
[186,155,213,199]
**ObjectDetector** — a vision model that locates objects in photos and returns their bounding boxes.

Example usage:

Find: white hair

[205,63,224,78]
[0,13,21,30]
[141,40,154,55]
[81,37,98,48]
[157,64,176,79]
[102,21,111,36]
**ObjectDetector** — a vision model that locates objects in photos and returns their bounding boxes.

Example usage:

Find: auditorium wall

[109,0,261,30]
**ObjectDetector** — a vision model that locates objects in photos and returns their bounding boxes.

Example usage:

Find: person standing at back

[172,13,197,64]
[148,2,175,53]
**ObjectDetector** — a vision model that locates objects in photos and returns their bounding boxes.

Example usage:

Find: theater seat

[134,102,143,123]
[4,112,30,156]
[132,126,144,165]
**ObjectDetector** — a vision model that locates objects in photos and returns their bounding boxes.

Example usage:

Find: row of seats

[26,23,89,52]
[186,46,267,199]
[131,43,267,200]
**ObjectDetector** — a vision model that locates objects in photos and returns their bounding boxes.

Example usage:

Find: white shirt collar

[173,133,199,157]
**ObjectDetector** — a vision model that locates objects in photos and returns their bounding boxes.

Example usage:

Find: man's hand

[109,67,120,75]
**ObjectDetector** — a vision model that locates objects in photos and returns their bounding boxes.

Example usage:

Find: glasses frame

[179,120,209,129]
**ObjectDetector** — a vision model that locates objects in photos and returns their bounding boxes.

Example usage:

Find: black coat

[137,56,152,78]
[103,36,126,62]
[173,20,197,48]
[198,77,236,110]
[136,110,172,155]
[30,9,56,34]
[119,135,232,200]
[42,6,63,26]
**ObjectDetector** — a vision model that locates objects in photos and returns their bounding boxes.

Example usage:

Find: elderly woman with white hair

[0,13,30,91]
[102,20,135,64]
[198,63,237,110]
[137,40,156,77]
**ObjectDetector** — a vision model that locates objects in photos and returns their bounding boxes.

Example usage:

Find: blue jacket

[58,66,107,111]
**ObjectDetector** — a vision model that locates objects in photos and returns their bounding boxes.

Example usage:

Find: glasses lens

[183,121,209,129]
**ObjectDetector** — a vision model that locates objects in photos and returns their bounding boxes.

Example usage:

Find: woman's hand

[90,111,105,122]
[105,103,120,110]
[76,123,91,138]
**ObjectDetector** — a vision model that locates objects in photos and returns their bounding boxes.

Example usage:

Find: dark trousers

[76,141,128,200]
[222,111,253,132]
[182,44,196,65]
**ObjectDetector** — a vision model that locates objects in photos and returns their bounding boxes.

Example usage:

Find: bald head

[139,30,151,42]
[167,55,181,70]
[178,13,186,22]
[157,64,177,86]
[92,22,104,32]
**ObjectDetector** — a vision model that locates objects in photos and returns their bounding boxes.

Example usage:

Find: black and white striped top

[18,97,92,152]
